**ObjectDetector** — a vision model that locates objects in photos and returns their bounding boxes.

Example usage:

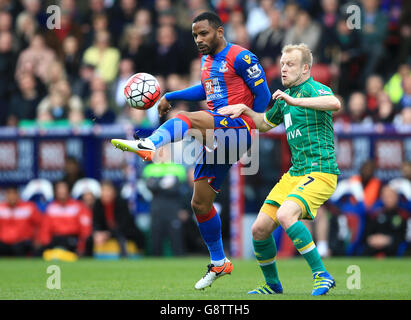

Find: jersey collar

[289,76,313,93]
[211,42,231,58]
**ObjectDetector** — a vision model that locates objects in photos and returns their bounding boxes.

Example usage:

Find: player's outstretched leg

[278,201,335,296]
[111,113,192,161]
[248,209,283,294]
[112,136,157,161]
[192,179,232,290]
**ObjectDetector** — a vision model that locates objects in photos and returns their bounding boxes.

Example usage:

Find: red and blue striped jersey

[200,42,270,112]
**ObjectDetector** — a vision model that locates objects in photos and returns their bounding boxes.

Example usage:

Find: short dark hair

[53,180,68,191]
[5,184,18,191]
[192,12,223,29]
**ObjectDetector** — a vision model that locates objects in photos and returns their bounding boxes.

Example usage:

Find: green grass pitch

[0,257,410,300]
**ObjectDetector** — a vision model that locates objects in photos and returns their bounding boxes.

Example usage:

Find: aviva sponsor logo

[284,113,302,140]
[287,129,302,140]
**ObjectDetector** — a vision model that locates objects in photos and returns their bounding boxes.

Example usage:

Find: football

[124,72,161,110]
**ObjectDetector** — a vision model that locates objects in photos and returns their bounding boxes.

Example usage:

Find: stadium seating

[71,178,101,199]
[21,179,54,212]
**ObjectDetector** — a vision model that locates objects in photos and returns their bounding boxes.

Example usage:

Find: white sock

[211,258,226,267]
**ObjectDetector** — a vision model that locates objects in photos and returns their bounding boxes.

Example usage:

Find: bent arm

[272,90,341,112]
[251,110,273,132]
[293,95,341,111]
[251,80,271,112]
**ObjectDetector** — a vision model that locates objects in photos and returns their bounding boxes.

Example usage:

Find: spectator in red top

[92,180,144,257]
[39,180,92,255]
[216,0,244,25]
[0,185,43,256]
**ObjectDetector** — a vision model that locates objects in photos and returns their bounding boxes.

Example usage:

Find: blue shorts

[193,110,255,192]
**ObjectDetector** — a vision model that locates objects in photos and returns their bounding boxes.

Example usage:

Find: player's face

[280,50,308,88]
[5,188,18,206]
[192,20,222,55]
[55,182,69,202]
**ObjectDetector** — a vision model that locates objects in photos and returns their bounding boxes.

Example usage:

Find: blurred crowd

[0,155,146,258]
[312,159,411,258]
[0,0,410,128]
[0,155,207,258]
[0,0,411,259]
[0,156,410,258]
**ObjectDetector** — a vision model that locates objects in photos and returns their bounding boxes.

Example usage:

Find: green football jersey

[264,76,340,176]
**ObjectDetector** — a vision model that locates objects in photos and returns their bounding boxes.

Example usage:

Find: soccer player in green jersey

[219,43,341,296]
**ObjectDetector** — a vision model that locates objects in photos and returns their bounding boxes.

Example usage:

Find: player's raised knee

[174,110,192,125]
[175,110,190,118]
[176,110,214,132]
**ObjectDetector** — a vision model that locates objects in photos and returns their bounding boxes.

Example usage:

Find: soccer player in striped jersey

[219,43,341,296]
[111,12,271,289]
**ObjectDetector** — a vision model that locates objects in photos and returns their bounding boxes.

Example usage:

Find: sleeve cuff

[263,113,277,128]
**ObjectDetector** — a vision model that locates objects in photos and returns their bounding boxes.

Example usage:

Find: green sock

[253,236,280,285]
[285,221,326,273]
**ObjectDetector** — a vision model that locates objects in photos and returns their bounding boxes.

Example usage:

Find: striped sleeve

[263,99,283,127]
[304,81,334,98]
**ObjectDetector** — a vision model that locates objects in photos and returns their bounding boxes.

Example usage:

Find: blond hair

[282,43,313,69]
